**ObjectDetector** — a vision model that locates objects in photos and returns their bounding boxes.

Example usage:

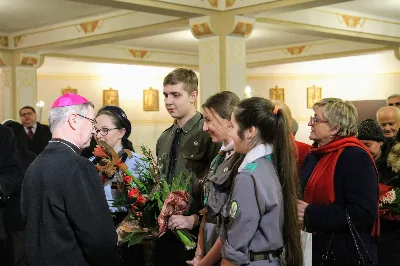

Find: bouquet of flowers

[93,141,196,249]
[378,183,400,221]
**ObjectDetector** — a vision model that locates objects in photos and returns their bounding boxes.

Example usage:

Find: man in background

[387,94,400,109]
[155,68,220,266]
[0,124,23,266]
[21,93,118,265]
[377,106,400,146]
[19,106,51,155]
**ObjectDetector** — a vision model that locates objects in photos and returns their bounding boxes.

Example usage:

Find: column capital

[190,15,255,39]
[395,47,400,61]
[0,52,11,67]
[0,52,44,68]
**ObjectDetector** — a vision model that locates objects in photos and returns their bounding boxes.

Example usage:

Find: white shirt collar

[25,122,37,130]
[222,141,234,159]
[238,144,273,172]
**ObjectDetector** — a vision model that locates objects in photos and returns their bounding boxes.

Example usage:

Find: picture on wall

[103,88,119,106]
[61,86,77,95]
[307,85,322,108]
[143,87,159,111]
[269,86,285,102]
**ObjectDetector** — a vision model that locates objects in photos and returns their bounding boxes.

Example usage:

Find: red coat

[295,140,311,168]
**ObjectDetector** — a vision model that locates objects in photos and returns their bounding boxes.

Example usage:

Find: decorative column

[0,52,43,121]
[190,14,254,104]
[0,53,14,122]
[395,47,400,61]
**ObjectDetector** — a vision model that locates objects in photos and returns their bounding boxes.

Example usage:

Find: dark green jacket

[156,112,221,215]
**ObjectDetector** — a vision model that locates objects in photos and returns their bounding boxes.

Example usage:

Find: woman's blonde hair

[313,98,358,137]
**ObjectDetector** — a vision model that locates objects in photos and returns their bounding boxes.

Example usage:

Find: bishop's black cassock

[21,138,118,265]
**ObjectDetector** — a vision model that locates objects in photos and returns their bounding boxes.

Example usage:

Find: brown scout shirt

[156,112,221,215]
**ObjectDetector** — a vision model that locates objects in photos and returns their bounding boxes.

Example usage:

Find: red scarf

[304,137,379,236]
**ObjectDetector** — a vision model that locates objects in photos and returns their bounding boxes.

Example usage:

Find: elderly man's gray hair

[48,102,93,132]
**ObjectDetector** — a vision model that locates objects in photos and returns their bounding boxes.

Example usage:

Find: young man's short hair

[163,68,198,94]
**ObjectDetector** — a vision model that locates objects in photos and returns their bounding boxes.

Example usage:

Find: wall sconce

[36,100,44,122]
[244,85,253,99]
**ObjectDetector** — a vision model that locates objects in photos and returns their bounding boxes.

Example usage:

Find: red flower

[123,175,132,184]
[93,146,108,158]
[128,188,139,198]
[136,194,146,205]
[131,204,137,211]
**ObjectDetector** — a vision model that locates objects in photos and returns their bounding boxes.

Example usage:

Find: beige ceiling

[326,0,400,20]
[1,0,400,68]
[0,0,117,33]
[115,25,325,53]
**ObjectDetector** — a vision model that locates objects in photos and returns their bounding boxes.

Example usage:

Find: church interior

[1,0,399,151]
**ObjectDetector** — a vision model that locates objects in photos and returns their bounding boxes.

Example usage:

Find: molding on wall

[130,119,174,125]
[247,72,400,79]
[38,71,400,81]
[41,53,198,70]
[247,47,391,68]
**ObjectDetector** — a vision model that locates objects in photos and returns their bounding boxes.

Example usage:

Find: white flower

[380,189,396,206]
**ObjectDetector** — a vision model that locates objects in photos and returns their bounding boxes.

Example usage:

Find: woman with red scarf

[297,98,379,265]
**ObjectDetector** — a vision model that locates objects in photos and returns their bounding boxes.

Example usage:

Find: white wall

[37,58,177,152]
[247,51,400,144]
[36,51,400,149]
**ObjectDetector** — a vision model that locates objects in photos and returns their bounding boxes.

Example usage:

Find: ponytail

[233,97,303,265]
[122,137,135,152]
[273,109,303,266]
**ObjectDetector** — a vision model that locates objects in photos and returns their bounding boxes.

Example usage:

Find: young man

[19,106,52,155]
[155,68,221,266]
[21,93,118,265]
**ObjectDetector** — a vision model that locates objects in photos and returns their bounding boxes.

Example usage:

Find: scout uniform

[221,144,284,266]
[156,111,221,214]
[201,142,237,261]
[154,111,221,266]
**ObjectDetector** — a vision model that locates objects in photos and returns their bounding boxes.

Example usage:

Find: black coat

[301,146,378,265]
[21,138,118,265]
[0,125,23,265]
[26,122,51,155]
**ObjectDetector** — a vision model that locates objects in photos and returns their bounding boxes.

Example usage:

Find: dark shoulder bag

[322,209,373,265]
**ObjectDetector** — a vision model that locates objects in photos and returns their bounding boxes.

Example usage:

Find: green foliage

[160,178,170,202]
[171,172,192,192]
[111,195,128,208]
[121,231,150,247]
[174,229,196,250]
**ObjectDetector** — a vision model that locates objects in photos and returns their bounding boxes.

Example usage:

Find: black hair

[96,109,134,152]
[19,106,36,115]
[233,97,303,266]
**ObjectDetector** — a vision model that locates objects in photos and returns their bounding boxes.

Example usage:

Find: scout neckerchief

[203,142,234,205]
[212,150,226,175]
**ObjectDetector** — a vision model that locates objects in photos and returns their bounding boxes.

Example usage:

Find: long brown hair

[202,91,244,185]
[233,97,303,266]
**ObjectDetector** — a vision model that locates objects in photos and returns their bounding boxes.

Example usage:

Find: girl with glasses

[92,105,146,265]
[92,105,143,219]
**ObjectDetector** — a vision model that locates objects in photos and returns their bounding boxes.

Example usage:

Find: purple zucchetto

[51,93,89,109]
